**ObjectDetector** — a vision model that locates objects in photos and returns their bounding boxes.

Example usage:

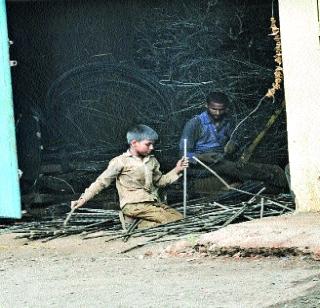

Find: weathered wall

[279,0,320,211]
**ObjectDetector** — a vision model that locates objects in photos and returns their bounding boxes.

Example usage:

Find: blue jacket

[179,111,232,160]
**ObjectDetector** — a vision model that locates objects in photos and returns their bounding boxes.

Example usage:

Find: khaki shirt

[81,151,181,208]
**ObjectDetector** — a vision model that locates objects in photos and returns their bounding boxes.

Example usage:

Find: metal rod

[192,156,230,188]
[260,197,264,218]
[248,187,266,204]
[183,138,187,218]
[63,207,75,227]
[192,156,275,201]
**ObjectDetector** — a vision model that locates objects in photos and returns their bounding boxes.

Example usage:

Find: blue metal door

[0,0,21,218]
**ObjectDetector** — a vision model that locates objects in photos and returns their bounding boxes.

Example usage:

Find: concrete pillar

[279,0,320,211]
[0,0,21,218]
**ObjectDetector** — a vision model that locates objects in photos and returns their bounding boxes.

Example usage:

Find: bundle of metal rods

[1,186,294,245]
[1,208,122,242]
[98,193,294,252]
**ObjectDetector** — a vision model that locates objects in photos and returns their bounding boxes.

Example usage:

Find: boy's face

[131,139,155,156]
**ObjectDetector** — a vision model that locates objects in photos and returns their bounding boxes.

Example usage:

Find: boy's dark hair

[126,124,159,144]
[206,92,229,106]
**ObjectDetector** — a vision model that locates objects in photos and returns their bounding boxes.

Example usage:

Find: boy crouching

[71,124,188,228]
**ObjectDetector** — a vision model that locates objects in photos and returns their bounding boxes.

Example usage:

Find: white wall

[279,0,320,211]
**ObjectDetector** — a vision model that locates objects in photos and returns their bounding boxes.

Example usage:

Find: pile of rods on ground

[1,181,294,252]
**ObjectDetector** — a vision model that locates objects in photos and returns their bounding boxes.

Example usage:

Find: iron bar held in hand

[183,138,187,218]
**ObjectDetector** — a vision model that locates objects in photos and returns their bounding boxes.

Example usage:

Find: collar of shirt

[124,149,154,163]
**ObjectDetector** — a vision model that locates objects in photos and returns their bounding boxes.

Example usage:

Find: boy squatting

[71,125,189,229]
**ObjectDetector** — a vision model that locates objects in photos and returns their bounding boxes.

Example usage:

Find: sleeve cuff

[167,168,183,182]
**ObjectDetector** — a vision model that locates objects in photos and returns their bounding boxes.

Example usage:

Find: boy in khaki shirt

[71,124,188,228]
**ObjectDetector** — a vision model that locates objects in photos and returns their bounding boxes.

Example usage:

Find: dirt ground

[1,233,320,308]
[198,213,320,260]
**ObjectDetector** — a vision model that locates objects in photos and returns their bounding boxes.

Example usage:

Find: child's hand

[175,157,189,174]
[71,197,86,209]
